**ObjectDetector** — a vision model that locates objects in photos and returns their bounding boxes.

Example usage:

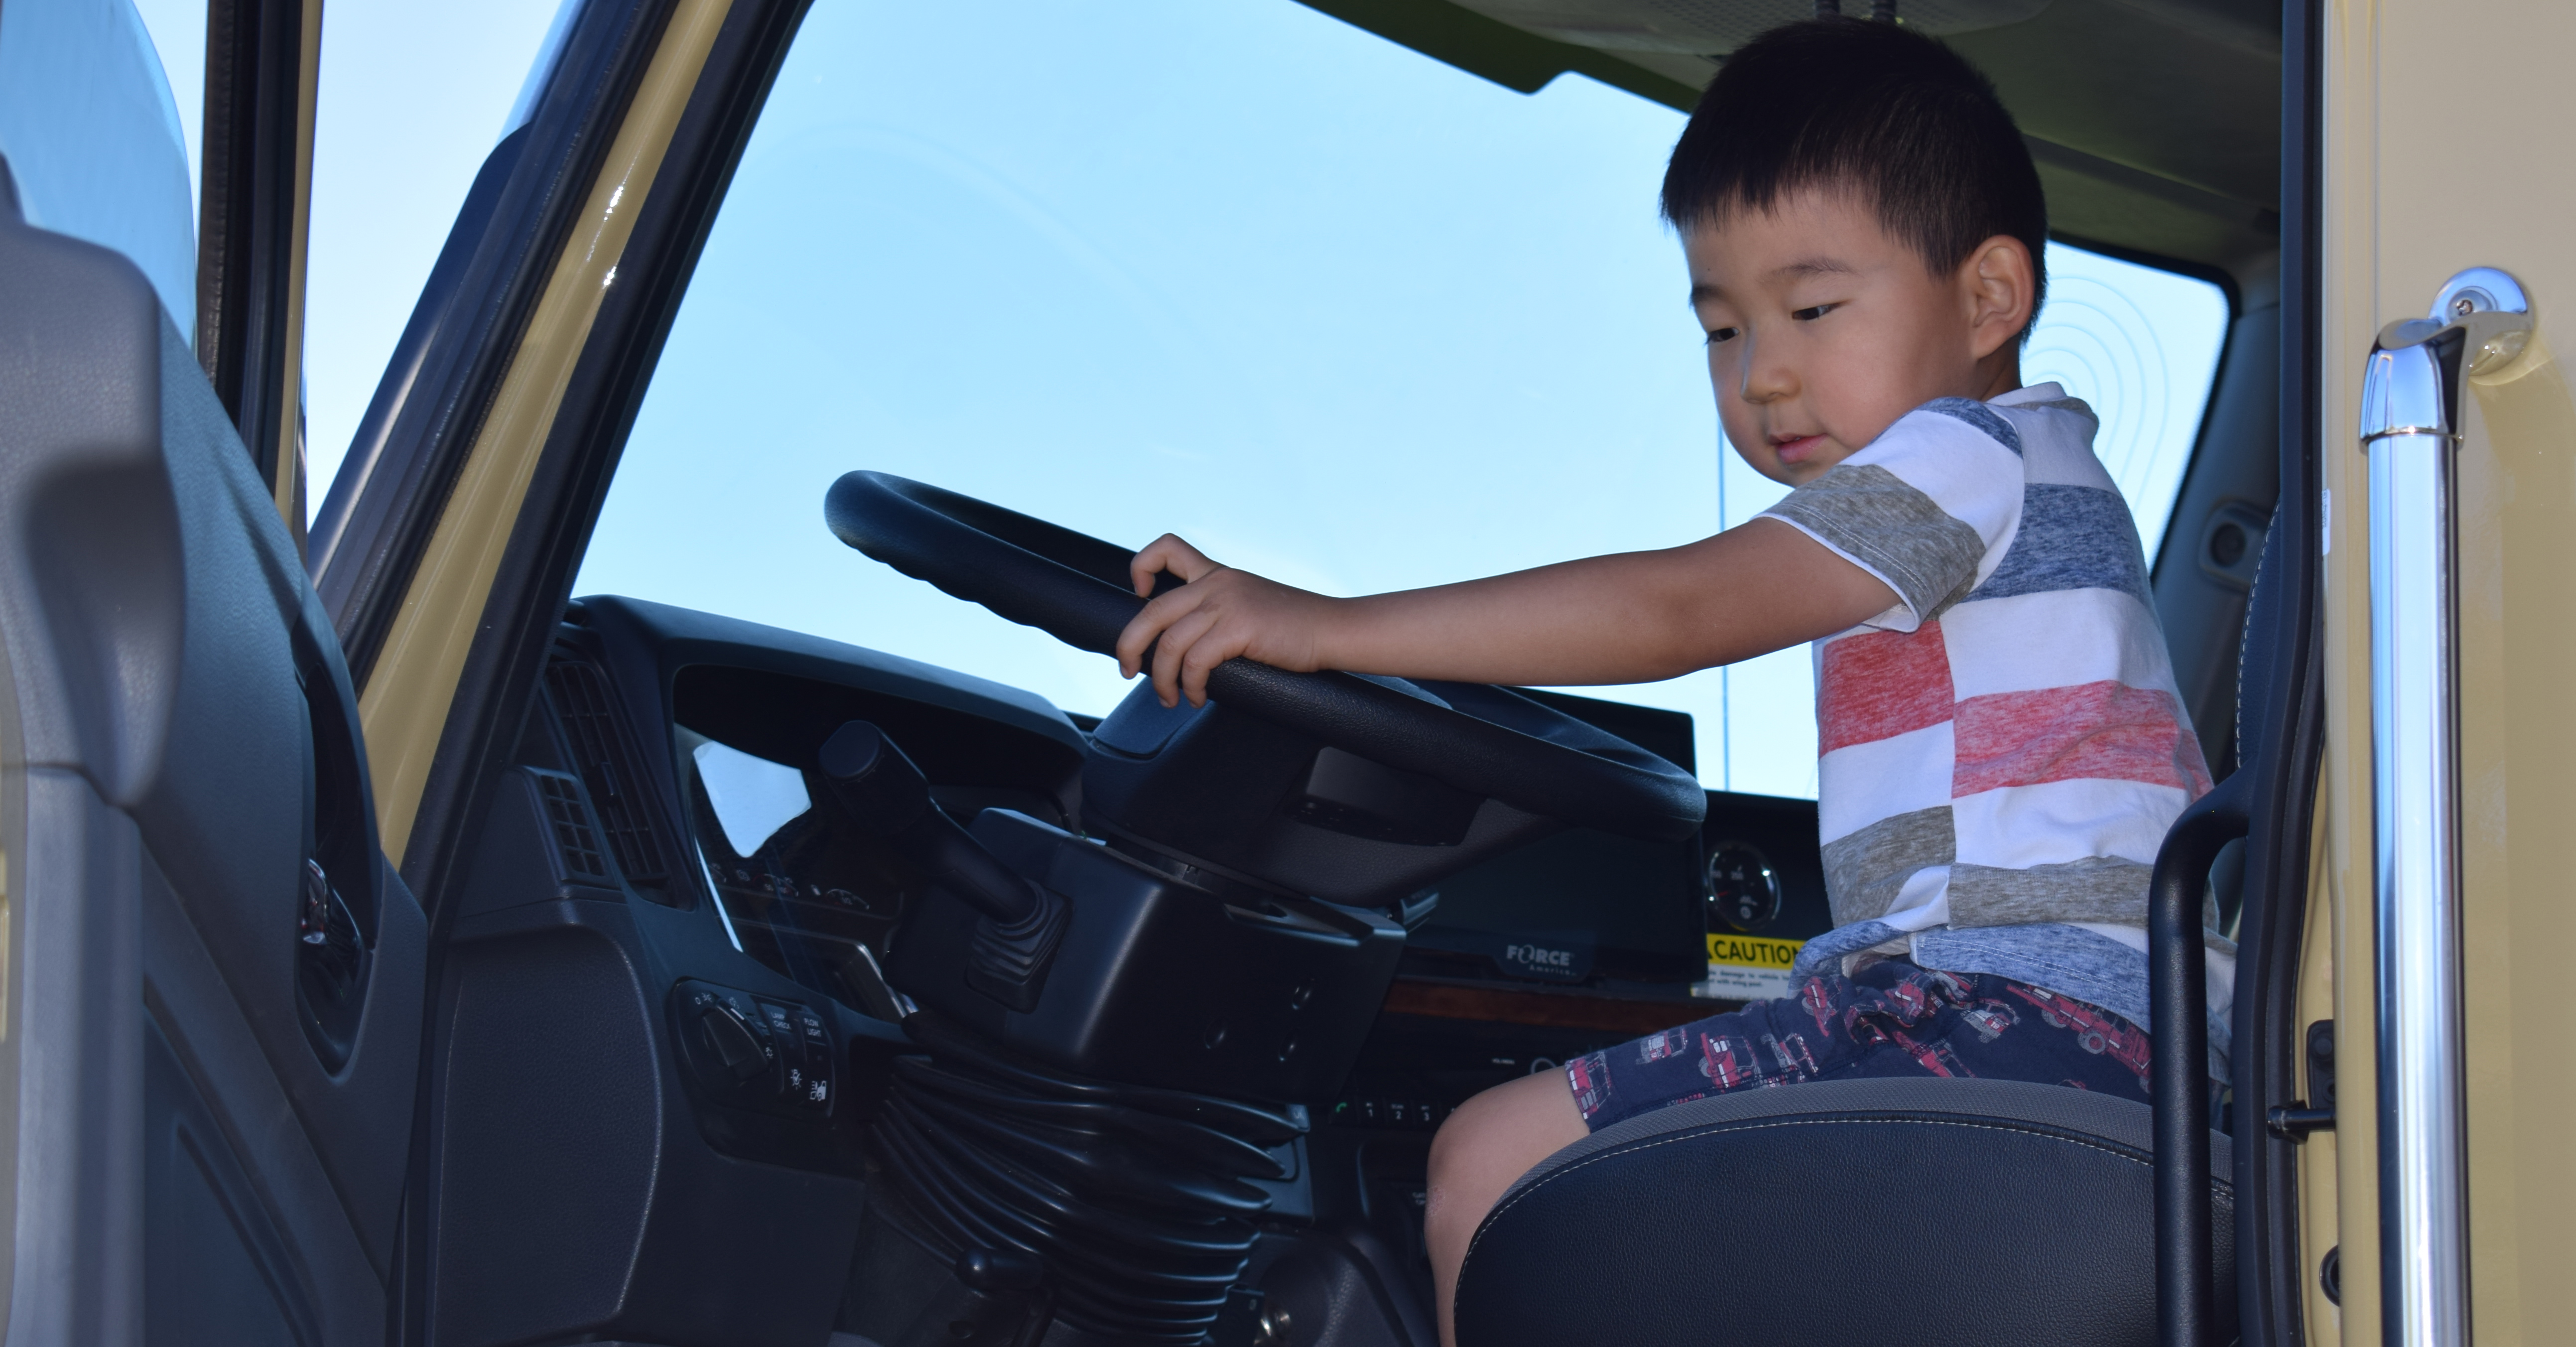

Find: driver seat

[1453,1078,2234,1345]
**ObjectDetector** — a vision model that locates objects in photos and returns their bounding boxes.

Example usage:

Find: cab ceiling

[1296,0,2282,289]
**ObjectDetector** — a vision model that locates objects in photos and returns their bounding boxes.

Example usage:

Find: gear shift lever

[819,720,1065,1011]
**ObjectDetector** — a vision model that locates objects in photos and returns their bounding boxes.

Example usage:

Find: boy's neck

[1969,352,2024,403]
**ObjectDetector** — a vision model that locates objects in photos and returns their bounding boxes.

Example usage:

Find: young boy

[1113,17,2224,1344]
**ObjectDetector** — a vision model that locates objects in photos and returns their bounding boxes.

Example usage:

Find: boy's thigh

[1563,961,2153,1133]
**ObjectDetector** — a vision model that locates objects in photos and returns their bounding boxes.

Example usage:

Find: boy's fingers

[1150,608,1222,707]
[1128,537,1175,597]
[1130,534,1217,597]
[1162,537,1216,579]
[1115,609,1156,676]
[1115,587,1195,675]
[1114,613,1148,676]
[1179,636,1238,707]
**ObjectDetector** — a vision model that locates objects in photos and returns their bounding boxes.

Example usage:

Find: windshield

[577,0,2229,800]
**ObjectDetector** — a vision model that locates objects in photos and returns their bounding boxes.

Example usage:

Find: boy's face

[1684,188,2034,487]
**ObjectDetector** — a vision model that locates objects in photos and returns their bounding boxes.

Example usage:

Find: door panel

[143,861,365,1346]
[126,326,430,1283]
[2317,1,2576,1343]
[0,180,422,1343]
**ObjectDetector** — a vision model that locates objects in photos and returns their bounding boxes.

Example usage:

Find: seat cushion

[1455,1077,2233,1347]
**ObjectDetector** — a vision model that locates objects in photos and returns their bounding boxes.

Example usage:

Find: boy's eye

[1791,303,1838,321]
[1704,326,1740,346]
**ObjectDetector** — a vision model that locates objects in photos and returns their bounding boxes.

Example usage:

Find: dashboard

[519,597,1830,1048]
[477,594,1845,1123]
[430,592,1830,1345]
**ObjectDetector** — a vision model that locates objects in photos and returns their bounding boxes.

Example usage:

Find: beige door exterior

[2311,2,2576,1342]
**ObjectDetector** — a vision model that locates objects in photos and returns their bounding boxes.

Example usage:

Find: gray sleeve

[1764,462,1989,622]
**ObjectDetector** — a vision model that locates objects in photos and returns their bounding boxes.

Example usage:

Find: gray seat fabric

[1455,1078,2234,1347]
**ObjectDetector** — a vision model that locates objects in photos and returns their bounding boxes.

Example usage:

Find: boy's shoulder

[1908,396,2026,456]
[1865,384,2109,493]
[1991,386,2115,492]
[1822,393,2035,505]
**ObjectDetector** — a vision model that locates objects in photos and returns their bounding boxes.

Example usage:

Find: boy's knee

[1429,1073,1531,1173]
[1427,1070,1588,1218]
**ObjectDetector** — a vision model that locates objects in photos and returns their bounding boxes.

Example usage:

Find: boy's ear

[1961,235,2036,360]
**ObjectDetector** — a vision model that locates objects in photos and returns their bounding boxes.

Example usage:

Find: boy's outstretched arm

[1114,521,1899,707]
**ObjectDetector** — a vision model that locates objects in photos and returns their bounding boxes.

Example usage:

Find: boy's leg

[1424,1070,1588,1347]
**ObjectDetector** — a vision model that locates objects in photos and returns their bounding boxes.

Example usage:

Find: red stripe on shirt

[1817,623,1955,754]
[1951,680,2213,797]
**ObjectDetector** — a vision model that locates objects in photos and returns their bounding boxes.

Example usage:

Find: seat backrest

[1455,1078,2234,1347]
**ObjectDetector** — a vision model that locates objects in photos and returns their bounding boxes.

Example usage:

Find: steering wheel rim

[825,471,1706,841]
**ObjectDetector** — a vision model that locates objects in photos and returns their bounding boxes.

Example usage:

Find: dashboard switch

[700,1002,769,1082]
[757,1001,803,1098]
[793,1006,835,1110]
[670,979,837,1120]
[758,1000,796,1040]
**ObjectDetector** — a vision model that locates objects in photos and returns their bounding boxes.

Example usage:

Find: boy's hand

[1117,535,1337,708]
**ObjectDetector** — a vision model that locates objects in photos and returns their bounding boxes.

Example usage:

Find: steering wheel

[824,472,1705,842]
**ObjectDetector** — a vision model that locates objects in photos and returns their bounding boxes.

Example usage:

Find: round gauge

[1705,842,1783,934]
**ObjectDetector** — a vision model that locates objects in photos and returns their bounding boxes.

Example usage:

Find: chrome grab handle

[2362,266,2530,1347]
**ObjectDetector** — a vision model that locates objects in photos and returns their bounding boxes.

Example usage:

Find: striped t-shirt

[1762,384,2233,1059]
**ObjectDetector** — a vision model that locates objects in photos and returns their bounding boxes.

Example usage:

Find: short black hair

[1663,17,2047,334]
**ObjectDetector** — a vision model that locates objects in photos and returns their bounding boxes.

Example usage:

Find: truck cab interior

[0,0,2317,1345]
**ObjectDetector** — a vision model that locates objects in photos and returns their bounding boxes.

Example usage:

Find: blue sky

[133,0,2224,799]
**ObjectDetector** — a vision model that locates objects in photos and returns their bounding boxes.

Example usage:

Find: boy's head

[1667,19,2048,486]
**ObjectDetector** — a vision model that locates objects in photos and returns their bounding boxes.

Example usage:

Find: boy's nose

[1736,333,1796,404]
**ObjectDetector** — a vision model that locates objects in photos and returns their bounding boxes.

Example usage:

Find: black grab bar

[2148,775,2250,1347]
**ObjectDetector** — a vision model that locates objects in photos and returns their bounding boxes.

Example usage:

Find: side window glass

[0,0,204,339]
[581,1,2233,803]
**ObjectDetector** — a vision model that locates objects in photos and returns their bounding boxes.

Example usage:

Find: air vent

[544,655,670,887]
[528,769,611,882]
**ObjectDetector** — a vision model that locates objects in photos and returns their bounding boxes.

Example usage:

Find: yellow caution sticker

[1698,933,1805,1002]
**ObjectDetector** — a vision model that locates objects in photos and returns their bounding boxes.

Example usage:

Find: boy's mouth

[1770,432,1828,464]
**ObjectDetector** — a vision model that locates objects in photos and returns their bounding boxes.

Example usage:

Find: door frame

[2228,2,2330,1345]
[195,0,325,535]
